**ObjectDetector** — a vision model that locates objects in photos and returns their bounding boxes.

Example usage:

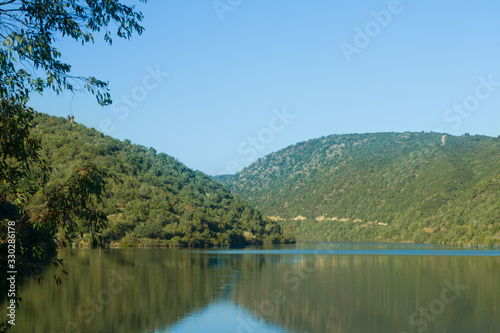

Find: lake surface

[3,242,500,332]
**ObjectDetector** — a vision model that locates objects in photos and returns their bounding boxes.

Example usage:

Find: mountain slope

[223,132,500,247]
[24,113,294,246]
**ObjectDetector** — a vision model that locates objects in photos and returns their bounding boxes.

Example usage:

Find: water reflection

[1,243,499,333]
[162,302,287,333]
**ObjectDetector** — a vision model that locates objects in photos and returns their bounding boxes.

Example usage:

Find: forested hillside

[9,113,294,247]
[220,132,500,247]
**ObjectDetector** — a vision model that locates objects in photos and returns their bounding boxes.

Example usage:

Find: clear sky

[28,0,500,175]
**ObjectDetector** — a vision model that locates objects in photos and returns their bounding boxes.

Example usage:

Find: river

[3,242,500,332]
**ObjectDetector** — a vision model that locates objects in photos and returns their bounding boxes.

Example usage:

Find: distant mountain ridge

[220,132,500,247]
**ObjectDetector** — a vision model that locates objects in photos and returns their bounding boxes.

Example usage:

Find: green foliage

[0,0,149,261]
[225,132,500,247]
[26,113,293,248]
[0,3,149,330]
[0,100,50,200]
[32,164,112,248]
[0,0,147,106]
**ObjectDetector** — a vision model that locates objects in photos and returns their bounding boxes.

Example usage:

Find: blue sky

[29,0,500,175]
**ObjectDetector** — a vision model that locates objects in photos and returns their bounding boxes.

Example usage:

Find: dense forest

[218,132,500,247]
[1,113,294,248]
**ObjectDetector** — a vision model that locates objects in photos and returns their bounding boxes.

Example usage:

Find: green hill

[222,132,500,247]
[12,113,294,247]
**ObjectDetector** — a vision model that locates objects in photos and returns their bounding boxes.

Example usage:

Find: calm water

[3,242,500,332]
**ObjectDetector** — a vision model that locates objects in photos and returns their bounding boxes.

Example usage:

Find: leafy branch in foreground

[28,163,113,249]
[0,1,147,330]
[0,163,111,330]
[0,0,147,260]
[0,0,147,105]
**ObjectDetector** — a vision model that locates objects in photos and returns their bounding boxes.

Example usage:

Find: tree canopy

[1,2,147,330]
[222,132,500,247]
[28,113,293,248]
